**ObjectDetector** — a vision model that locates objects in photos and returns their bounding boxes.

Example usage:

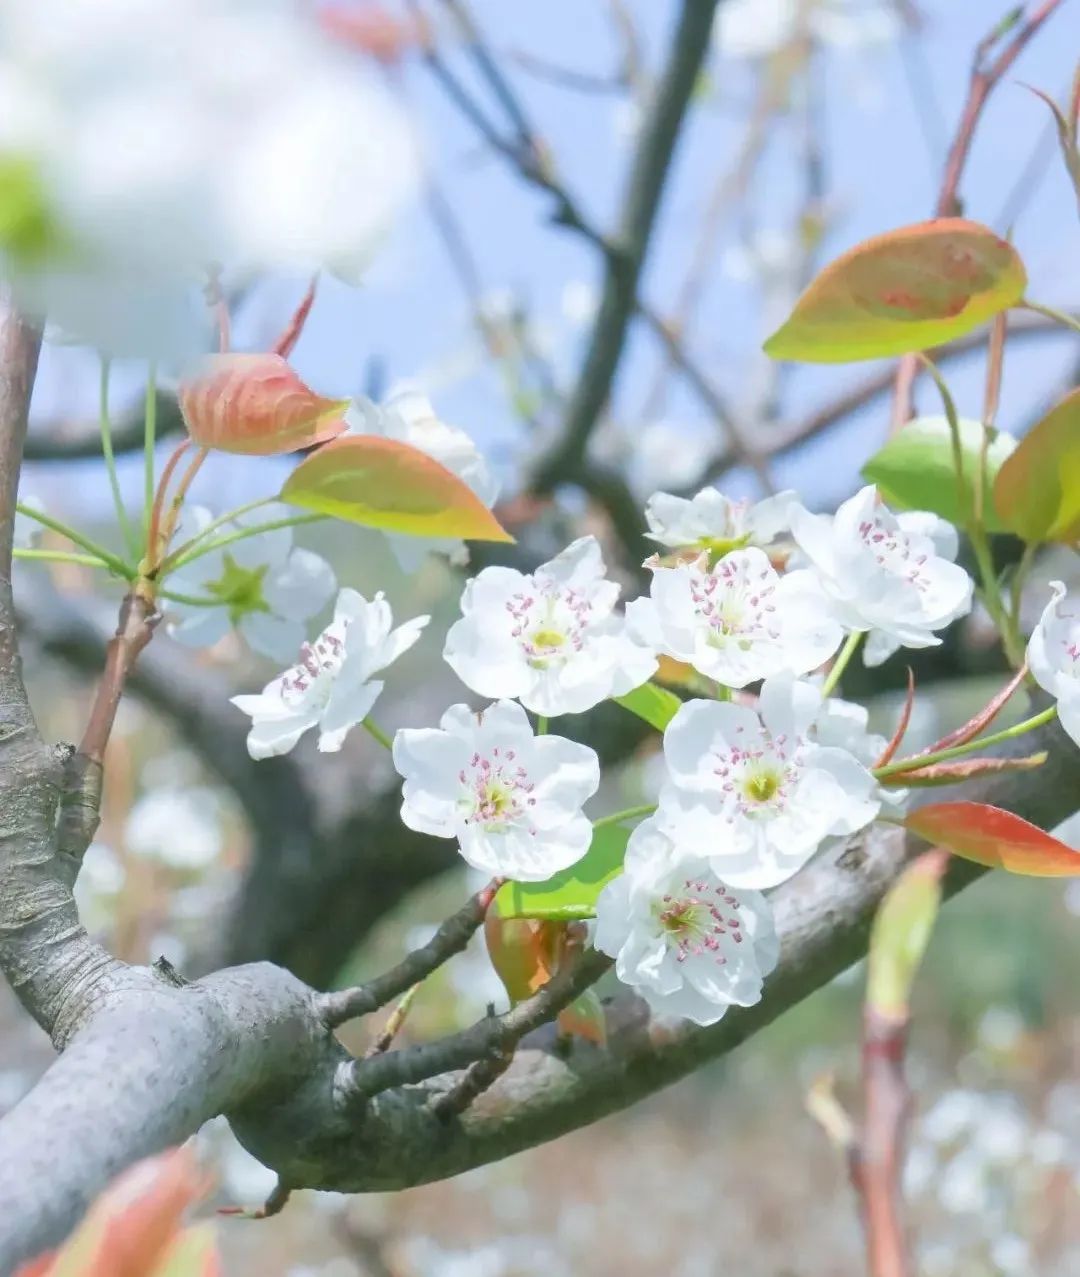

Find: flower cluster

[220,456,982,1027]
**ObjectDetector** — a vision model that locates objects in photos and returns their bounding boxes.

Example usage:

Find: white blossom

[0,0,418,354]
[626,547,842,688]
[444,535,656,717]
[658,674,881,888]
[393,699,600,882]
[166,503,336,662]
[714,0,900,61]
[1028,581,1080,747]
[231,589,428,759]
[790,487,972,665]
[594,816,778,1026]
[644,487,796,557]
[346,388,499,571]
[124,786,225,870]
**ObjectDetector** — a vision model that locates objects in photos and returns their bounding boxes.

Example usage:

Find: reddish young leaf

[484,911,562,1004]
[874,667,916,768]
[916,664,1028,757]
[19,1147,213,1277]
[763,218,1026,363]
[884,752,1047,788]
[905,802,1080,876]
[993,387,1080,544]
[179,354,349,456]
[280,435,514,542]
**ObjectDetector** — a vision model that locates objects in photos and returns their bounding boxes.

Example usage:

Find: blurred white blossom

[0,0,418,353]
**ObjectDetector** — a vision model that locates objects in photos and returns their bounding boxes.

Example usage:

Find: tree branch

[532,0,721,488]
[890,0,1066,429]
[1,712,1076,1268]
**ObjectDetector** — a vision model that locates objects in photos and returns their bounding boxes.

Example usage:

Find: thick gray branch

[0,299,121,1040]
[1,716,1076,1268]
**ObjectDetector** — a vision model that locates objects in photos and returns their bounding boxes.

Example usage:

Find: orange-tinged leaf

[484,911,562,1004]
[867,849,947,1019]
[280,435,514,542]
[150,1226,220,1277]
[30,1148,208,1277]
[764,218,1027,363]
[179,354,348,456]
[905,801,1080,876]
[993,387,1080,544]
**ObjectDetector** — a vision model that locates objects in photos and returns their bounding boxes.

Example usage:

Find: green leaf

[281,435,514,543]
[614,682,682,733]
[993,387,1080,544]
[764,218,1027,363]
[862,416,1016,531]
[866,850,946,1019]
[495,825,631,921]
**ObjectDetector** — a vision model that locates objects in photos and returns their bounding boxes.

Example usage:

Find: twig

[890,0,1066,431]
[860,1006,912,1277]
[531,0,723,489]
[345,947,612,1100]
[688,308,1076,493]
[365,983,421,1057]
[412,0,771,487]
[78,592,159,766]
[317,878,502,1029]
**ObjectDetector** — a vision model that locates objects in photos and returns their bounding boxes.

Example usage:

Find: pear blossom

[644,487,797,558]
[790,487,973,666]
[658,674,881,888]
[444,536,656,717]
[346,389,499,571]
[1028,582,1080,747]
[393,699,600,881]
[626,547,842,688]
[166,503,336,662]
[594,816,778,1026]
[714,0,900,61]
[231,589,428,759]
[0,0,418,354]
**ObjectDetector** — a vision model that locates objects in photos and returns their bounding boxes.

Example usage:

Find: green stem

[157,587,225,608]
[873,704,1058,779]
[98,358,139,558]
[591,803,657,831]
[919,352,1017,664]
[536,715,549,736]
[821,631,863,698]
[14,548,113,570]
[16,504,134,579]
[160,495,278,568]
[144,362,157,542]
[363,717,394,751]
[1021,299,1080,337]
[159,511,325,577]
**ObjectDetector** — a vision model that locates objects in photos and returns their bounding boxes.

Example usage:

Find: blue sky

[23,0,1080,525]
